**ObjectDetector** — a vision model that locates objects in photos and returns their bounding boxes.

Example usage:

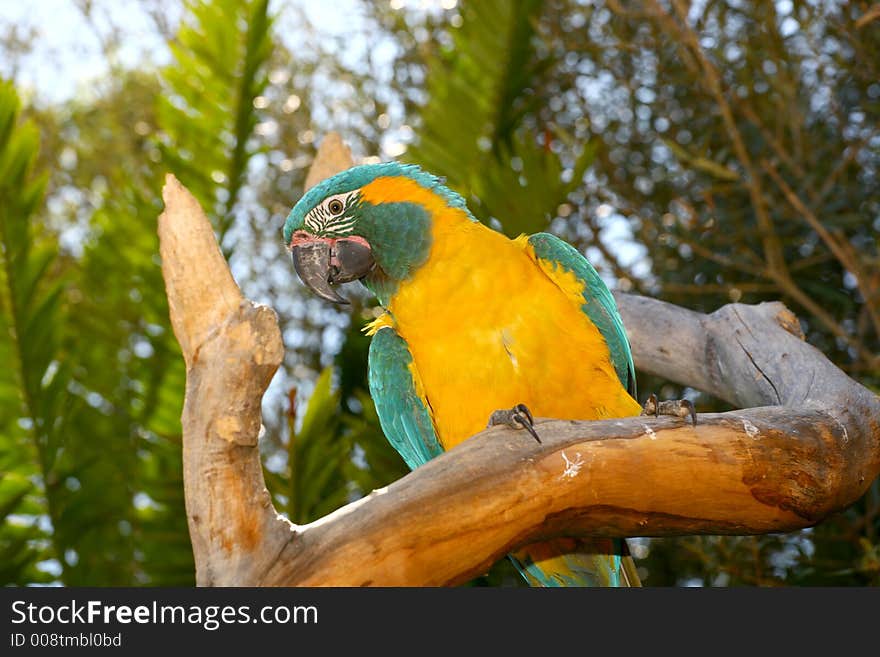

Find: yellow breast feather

[364,187,638,449]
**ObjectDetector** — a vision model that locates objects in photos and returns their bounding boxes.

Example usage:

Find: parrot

[284,161,653,587]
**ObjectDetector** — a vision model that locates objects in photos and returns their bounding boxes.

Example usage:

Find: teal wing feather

[512,538,636,587]
[528,232,636,398]
[368,326,443,470]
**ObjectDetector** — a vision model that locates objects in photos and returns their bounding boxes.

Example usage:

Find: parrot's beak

[289,234,374,305]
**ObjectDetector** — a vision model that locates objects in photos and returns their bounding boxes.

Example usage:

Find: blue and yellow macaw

[284,162,642,586]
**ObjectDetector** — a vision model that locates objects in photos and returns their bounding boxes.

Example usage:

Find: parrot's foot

[640,393,697,426]
[488,403,541,443]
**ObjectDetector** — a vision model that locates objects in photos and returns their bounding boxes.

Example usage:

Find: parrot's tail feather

[509,538,641,587]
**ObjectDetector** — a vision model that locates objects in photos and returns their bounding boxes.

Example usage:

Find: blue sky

[0,0,393,103]
[1,0,170,102]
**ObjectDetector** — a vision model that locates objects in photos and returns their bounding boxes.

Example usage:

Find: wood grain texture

[159,174,290,586]
[267,406,873,586]
[158,138,880,586]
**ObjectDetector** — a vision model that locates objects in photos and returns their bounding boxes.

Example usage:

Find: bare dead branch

[303,133,354,192]
[159,174,291,586]
[159,138,880,587]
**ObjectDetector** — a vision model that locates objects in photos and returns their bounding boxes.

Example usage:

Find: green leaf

[0,79,66,585]
[407,0,588,237]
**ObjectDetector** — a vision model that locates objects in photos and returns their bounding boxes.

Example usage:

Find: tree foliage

[1,0,877,586]
[405,0,595,237]
[0,79,61,584]
[1,0,282,585]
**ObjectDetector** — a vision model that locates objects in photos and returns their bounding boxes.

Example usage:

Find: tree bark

[158,145,880,586]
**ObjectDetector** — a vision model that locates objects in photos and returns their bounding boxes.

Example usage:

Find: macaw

[284,162,644,587]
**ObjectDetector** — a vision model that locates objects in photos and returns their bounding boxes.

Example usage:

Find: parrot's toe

[640,393,697,426]
[488,403,542,443]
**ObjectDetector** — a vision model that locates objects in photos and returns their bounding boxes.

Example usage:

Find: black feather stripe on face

[305,191,361,237]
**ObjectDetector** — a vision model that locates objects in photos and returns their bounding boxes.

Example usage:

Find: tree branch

[159,174,291,586]
[158,140,880,586]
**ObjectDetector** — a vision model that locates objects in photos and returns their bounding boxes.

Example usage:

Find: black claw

[488,403,541,443]
[514,412,542,444]
[515,403,534,426]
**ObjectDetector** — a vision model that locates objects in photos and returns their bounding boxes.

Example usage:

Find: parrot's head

[283,161,474,304]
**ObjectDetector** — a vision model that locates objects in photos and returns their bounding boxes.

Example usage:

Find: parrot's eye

[327,199,344,215]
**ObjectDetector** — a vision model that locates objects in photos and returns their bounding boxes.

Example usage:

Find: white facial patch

[304,191,360,236]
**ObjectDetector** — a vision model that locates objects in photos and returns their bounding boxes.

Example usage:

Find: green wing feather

[528,232,637,398]
[368,326,443,470]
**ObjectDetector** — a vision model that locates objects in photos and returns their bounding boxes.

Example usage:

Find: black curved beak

[290,238,375,305]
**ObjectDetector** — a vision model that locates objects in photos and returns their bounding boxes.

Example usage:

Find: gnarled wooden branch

[158,142,880,586]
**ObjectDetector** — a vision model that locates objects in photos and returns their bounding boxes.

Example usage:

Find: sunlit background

[1,0,877,587]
